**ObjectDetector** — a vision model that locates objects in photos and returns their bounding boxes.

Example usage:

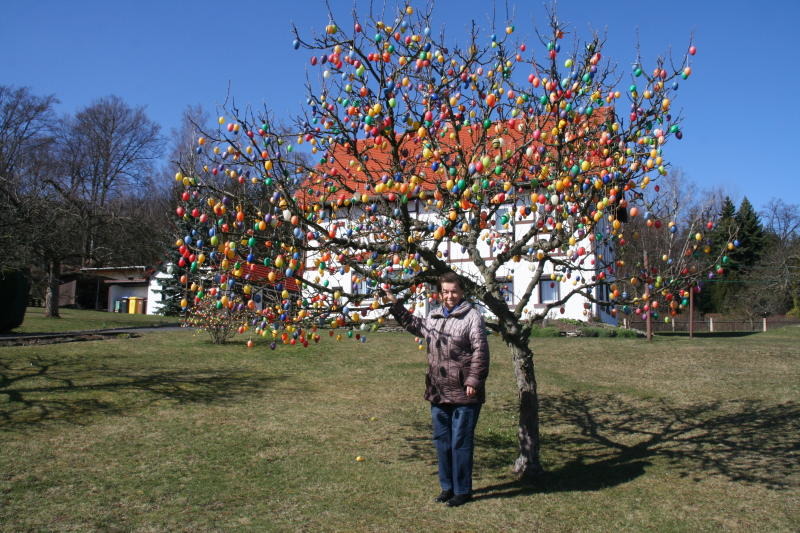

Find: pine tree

[152,218,195,316]
[700,197,737,313]
[721,197,768,318]
[702,197,768,314]
[152,260,185,316]
[717,197,737,235]
[732,197,766,269]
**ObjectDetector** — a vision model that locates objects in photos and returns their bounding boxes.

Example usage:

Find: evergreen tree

[717,197,737,236]
[153,106,211,317]
[732,197,766,269]
[153,217,195,316]
[723,197,769,319]
[702,197,768,314]
[700,196,737,313]
[153,260,185,316]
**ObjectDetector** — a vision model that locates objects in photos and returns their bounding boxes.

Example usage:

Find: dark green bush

[0,270,29,333]
[528,326,561,337]
[614,328,639,338]
[580,326,640,338]
[580,327,601,337]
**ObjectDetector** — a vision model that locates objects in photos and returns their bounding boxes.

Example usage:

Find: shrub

[615,328,639,338]
[580,326,640,338]
[0,270,29,333]
[553,318,583,327]
[580,327,601,337]
[183,294,255,344]
[529,326,561,337]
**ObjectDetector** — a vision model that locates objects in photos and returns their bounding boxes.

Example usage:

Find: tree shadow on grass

[400,391,799,498]
[0,355,294,430]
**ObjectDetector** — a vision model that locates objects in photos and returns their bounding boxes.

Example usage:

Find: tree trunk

[509,339,544,478]
[44,258,61,318]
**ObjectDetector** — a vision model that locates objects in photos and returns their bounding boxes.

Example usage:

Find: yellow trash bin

[128,297,140,314]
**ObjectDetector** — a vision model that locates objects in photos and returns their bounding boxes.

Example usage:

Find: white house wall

[303,199,617,325]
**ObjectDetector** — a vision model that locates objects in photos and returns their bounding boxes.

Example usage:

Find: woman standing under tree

[384,272,490,507]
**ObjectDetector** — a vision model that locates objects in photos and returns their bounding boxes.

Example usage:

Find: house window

[596,282,610,313]
[352,277,376,296]
[496,279,514,304]
[540,280,560,303]
[383,265,405,283]
[495,207,511,232]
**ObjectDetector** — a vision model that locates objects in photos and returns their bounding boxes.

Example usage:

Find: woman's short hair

[437,271,464,291]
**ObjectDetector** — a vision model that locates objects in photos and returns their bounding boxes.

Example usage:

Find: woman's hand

[466,386,477,397]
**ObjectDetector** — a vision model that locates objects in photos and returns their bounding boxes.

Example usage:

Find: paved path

[0,322,411,347]
[0,324,183,347]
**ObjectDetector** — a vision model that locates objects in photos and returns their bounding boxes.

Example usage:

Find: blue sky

[3,0,799,212]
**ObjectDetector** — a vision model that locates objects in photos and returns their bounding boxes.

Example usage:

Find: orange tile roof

[300,107,613,205]
[242,263,300,292]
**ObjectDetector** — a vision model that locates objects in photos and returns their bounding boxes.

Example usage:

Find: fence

[625,315,800,334]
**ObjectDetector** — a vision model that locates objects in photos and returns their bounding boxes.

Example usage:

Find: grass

[0,320,798,532]
[10,307,180,334]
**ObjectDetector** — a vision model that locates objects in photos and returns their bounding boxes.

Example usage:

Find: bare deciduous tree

[1,90,167,317]
[759,199,800,315]
[54,95,163,266]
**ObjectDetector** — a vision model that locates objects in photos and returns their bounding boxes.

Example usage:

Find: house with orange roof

[297,111,618,325]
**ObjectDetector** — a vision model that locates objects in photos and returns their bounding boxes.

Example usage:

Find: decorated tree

[170,4,726,477]
[183,292,257,344]
[614,172,737,337]
[155,107,216,316]
[173,110,308,344]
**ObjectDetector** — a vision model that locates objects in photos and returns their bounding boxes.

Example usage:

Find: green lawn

[10,307,180,334]
[1,324,798,532]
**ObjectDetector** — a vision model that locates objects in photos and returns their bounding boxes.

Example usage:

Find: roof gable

[301,107,613,206]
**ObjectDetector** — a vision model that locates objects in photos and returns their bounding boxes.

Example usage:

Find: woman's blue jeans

[431,403,482,495]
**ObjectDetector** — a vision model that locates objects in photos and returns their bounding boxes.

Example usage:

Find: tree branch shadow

[399,391,800,499]
[541,392,799,491]
[0,355,295,430]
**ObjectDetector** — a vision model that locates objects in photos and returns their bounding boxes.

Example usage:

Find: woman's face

[440,281,464,309]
